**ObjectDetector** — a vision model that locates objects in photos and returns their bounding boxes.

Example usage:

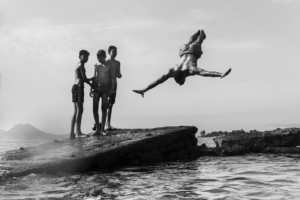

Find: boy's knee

[101,105,108,111]
[78,107,84,113]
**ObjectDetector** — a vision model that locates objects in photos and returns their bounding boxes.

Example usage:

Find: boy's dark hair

[173,70,185,84]
[97,50,106,58]
[108,45,117,53]
[79,50,90,58]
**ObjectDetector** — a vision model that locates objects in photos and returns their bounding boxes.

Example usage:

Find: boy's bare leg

[107,102,113,129]
[197,30,206,44]
[101,94,109,135]
[92,93,101,135]
[188,30,200,44]
[76,102,85,136]
[70,103,77,139]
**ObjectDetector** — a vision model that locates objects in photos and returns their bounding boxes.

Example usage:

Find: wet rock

[0,126,199,177]
[213,128,300,154]
[198,143,207,149]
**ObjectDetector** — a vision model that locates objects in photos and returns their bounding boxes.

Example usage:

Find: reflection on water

[1,155,299,199]
[0,140,300,199]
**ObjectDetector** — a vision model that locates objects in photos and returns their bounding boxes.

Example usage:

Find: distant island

[0,123,67,141]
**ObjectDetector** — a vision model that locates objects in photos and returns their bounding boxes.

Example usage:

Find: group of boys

[70,46,121,139]
[70,30,232,139]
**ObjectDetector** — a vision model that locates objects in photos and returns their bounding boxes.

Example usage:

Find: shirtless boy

[106,46,122,130]
[92,50,111,135]
[70,50,92,139]
[133,30,231,97]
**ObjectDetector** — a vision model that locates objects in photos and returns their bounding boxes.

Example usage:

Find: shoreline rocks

[1,126,299,177]
[210,128,300,156]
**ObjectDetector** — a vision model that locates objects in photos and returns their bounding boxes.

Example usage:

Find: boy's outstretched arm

[133,68,173,97]
[79,65,92,86]
[189,67,231,78]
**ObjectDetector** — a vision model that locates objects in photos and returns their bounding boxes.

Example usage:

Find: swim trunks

[179,42,203,58]
[72,84,84,103]
[93,82,111,96]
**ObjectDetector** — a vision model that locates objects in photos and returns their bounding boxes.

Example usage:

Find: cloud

[0,23,72,56]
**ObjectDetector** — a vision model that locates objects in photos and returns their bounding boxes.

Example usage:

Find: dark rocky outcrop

[1,126,299,178]
[212,128,300,155]
[0,126,199,177]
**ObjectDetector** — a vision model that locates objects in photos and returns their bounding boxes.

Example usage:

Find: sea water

[0,138,299,200]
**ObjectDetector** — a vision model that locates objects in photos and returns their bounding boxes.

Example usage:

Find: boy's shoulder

[77,62,85,69]
[107,59,120,65]
[94,63,109,69]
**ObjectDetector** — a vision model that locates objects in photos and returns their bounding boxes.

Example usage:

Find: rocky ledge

[211,128,300,156]
[1,126,299,177]
[0,126,199,177]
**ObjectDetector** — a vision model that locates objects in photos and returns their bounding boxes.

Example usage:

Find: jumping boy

[106,46,122,130]
[70,50,92,139]
[133,30,231,97]
[91,50,111,136]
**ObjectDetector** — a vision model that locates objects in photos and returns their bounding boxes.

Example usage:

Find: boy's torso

[94,63,110,83]
[107,59,120,80]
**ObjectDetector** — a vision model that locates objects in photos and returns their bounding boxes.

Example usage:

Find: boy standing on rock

[106,46,122,130]
[70,50,92,139]
[91,50,111,136]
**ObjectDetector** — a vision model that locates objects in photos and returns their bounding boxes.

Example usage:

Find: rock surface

[213,128,300,155]
[1,126,299,178]
[0,126,199,177]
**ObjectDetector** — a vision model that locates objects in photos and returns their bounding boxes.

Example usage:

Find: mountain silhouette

[0,123,67,141]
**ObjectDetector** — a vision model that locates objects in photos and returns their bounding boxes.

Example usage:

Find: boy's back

[74,63,86,86]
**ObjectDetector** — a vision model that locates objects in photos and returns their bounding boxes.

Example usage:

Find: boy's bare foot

[221,68,231,78]
[106,125,115,131]
[101,131,107,136]
[77,133,89,138]
[92,123,102,131]
[92,130,101,136]
[133,90,144,97]
[70,134,76,139]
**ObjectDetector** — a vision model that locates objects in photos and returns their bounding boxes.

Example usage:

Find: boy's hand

[133,90,145,98]
[221,68,231,78]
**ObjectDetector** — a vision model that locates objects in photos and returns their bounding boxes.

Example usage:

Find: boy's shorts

[72,84,84,103]
[93,82,110,96]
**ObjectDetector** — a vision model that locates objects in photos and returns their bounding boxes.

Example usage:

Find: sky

[0,0,300,134]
